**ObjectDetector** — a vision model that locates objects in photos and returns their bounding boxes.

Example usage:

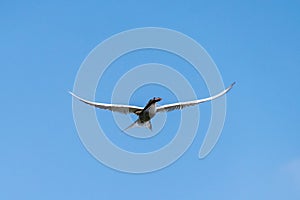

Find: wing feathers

[69,92,143,115]
[156,82,235,112]
[70,82,235,114]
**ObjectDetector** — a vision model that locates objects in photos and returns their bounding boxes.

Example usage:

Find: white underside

[147,103,157,119]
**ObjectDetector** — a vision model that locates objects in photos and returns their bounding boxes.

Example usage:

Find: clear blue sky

[1,1,300,199]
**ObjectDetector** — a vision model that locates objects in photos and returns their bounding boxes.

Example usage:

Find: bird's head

[152,97,162,103]
[147,97,162,106]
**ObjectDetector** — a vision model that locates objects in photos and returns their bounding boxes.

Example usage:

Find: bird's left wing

[156,82,235,113]
[69,92,143,115]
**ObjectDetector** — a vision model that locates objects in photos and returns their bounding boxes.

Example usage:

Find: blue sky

[1,0,300,199]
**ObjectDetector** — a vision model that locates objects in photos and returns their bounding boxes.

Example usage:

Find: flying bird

[70,82,235,131]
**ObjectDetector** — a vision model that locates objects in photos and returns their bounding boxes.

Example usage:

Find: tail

[145,121,152,131]
[123,119,139,131]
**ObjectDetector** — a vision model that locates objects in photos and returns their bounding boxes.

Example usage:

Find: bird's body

[125,97,161,131]
[70,82,235,131]
[139,97,160,122]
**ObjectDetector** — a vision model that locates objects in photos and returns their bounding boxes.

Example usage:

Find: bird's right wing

[69,92,143,115]
[156,82,235,113]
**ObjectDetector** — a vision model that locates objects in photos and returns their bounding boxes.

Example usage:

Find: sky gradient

[1,1,300,199]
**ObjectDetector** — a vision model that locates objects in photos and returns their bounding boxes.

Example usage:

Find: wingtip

[228,82,236,89]
[224,81,236,92]
[69,91,76,96]
[69,91,78,99]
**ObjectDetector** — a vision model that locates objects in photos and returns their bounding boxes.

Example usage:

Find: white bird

[70,82,235,131]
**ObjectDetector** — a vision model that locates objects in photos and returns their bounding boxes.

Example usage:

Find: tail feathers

[145,121,152,131]
[123,120,153,132]
[123,120,139,131]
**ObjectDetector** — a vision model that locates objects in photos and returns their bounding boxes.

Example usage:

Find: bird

[70,82,235,131]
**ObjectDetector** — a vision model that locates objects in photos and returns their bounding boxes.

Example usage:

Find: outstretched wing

[156,82,235,113]
[69,92,143,115]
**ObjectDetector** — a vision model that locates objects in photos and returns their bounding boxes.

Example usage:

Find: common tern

[70,82,235,131]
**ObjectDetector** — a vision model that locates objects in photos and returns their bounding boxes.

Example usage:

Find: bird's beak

[156,97,162,102]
